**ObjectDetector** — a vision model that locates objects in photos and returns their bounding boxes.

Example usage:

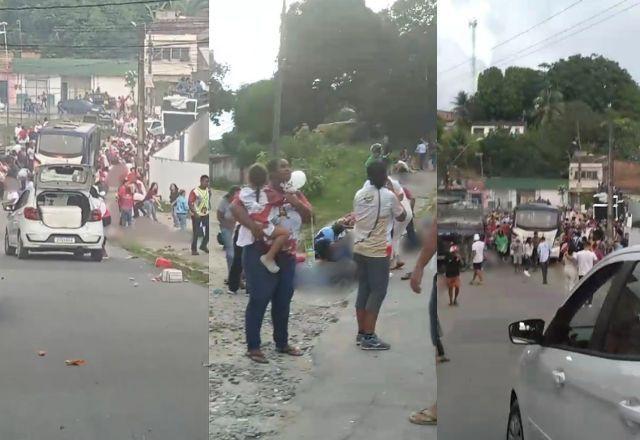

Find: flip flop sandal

[401,272,412,280]
[276,346,303,356]
[436,356,451,364]
[246,351,269,364]
[409,408,437,426]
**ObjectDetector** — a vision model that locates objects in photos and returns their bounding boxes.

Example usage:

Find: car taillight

[24,207,40,221]
[89,209,102,222]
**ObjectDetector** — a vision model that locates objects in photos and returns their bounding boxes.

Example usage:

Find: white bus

[512,203,562,260]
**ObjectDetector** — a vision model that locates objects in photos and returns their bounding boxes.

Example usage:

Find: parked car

[507,247,640,440]
[145,119,164,137]
[3,164,104,261]
[59,99,103,115]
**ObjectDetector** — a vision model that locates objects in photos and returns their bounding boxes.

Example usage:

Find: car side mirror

[509,319,545,345]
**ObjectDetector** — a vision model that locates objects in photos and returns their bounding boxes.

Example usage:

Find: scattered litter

[126,256,138,260]
[155,257,173,269]
[133,282,139,287]
[37,350,47,357]
[128,277,136,281]
[161,268,183,283]
[213,288,224,295]
[65,359,87,366]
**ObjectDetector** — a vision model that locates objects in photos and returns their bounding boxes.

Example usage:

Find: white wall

[154,114,208,162]
[211,155,241,183]
[538,190,563,207]
[92,76,130,98]
[149,156,208,201]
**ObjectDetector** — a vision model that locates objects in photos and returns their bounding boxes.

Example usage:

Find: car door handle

[552,369,565,387]
[619,400,640,426]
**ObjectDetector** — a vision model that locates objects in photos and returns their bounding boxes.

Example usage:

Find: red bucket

[155,257,173,269]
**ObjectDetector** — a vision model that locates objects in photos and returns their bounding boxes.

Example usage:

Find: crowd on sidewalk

[213,143,439,427]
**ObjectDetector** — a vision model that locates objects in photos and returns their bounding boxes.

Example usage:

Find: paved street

[0,214,208,440]
[437,251,570,440]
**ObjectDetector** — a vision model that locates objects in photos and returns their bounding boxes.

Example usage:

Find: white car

[507,247,640,440]
[145,119,164,137]
[3,164,105,261]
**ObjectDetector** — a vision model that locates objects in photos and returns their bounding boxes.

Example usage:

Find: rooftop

[12,58,136,77]
[485,177,566,191]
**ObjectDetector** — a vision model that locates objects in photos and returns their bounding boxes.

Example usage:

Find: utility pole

[1,22,9,143]
[475,152,484,178]
[469,19,478,92]
[576,119,582,209]
[271,0,286,155]
[16,20,22,59]
[137,24,146,176]
[607,107,614,240]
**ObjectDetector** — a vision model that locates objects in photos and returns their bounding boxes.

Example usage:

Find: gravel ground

[209,288,349,440]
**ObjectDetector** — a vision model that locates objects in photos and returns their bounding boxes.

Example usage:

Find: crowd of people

[215,142,441,426]
[438,205,632,310]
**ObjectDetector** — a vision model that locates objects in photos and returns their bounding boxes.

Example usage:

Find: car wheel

[16,233,28,260]
[506,398,524,440]
[90,250,103,262]
[4,229,16,256]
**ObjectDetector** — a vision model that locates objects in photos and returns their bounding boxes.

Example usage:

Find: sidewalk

[277,255,437,440]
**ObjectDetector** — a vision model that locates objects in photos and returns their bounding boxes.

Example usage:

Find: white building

[484,177,566,210]
[568,153,606,206]
[470,121,526,138]
[11,57,135,107]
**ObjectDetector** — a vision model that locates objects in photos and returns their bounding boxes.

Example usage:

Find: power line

[439,0,630,75]
[439,0,638,87]
[492,0,585,50]
[491,0,632,67]
[0,0,167,11]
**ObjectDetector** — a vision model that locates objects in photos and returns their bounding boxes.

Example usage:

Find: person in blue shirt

[175,189,189,231]
[314,222,349,262]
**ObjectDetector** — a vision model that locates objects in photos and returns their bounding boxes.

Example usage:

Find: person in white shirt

[575,242,599,279]
[415,139,427,170]
[537,236,551,285]
[353,161,406,351]
[470,234,485,285]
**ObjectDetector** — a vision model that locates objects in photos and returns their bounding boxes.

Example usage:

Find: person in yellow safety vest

[188,174,211,256]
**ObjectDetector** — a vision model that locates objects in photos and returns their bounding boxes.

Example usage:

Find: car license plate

[54,237,75,244]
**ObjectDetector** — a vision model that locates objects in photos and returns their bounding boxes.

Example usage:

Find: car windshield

[515,209,558,230]
[38,134,84,157]
[39,166,89,184]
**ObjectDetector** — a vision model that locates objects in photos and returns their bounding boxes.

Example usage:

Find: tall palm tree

[532,87,564,126]
[453,90,470,122]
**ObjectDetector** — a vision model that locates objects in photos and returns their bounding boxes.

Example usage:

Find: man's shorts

[446,276,460,289]
[473,262,483,271]
[513,255,522,265]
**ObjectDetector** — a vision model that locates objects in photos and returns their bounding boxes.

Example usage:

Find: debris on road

[65,359,87,366]
[155,257,173,269]
[161,268,183,283]
[37,350,47,357]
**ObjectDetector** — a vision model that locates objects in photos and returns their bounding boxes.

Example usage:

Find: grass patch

[307,143,368,229]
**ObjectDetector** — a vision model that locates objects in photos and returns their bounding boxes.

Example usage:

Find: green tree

[475,67,505,120]
[234,80,275,144]
[532,87,564,127]
[453,91,470,124]
[501,66,544,120]
[209,60,235,127]
[547,55,640,116]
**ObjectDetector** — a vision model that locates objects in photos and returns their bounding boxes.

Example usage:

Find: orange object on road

[296,253,306,263]
[37,351,46,357]
[155,257,173,269]
[65,359,87,366]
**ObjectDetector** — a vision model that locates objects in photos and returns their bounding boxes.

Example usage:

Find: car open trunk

[36,191,91,228]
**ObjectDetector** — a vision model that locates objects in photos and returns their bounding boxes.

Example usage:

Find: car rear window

[39,166,88,184]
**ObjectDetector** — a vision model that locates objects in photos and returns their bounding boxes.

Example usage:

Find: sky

[209,0,396,139]
[438,0,640,109]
